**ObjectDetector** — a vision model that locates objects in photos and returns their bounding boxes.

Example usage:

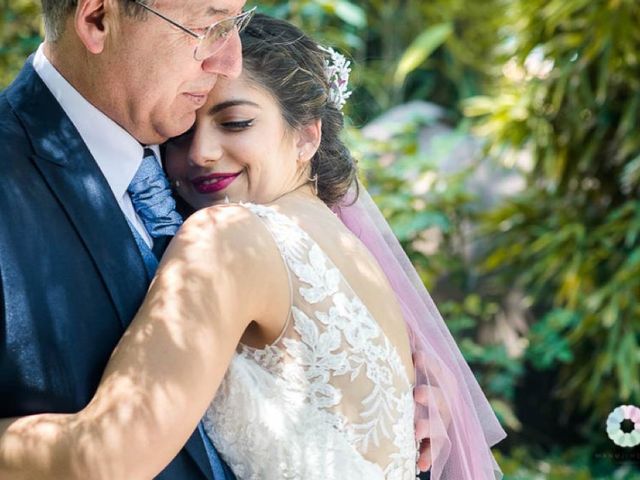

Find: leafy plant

[466,0,640,424]
[0,0,41,88]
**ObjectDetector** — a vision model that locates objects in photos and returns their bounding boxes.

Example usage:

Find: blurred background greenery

[2,0,639,478]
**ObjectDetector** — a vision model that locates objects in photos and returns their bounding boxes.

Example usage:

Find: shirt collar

[32,44,161,201]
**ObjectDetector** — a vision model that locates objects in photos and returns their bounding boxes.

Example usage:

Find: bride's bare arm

[0,205,284,480]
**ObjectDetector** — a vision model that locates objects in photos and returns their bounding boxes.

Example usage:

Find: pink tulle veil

[334,183,506,479]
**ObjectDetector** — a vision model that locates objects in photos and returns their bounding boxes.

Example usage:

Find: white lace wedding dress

[202,203,416,480]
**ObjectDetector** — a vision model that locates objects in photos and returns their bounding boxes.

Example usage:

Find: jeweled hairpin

[319,46,352,112]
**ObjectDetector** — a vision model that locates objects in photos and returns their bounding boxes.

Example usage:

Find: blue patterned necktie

[128,148,183,258]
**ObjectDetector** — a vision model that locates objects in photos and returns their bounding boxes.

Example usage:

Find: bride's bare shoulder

[161,203,289,323]
[162,203,275,271]
[177,204,264,243]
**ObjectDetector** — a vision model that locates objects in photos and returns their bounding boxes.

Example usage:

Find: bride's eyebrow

[209,100,260,114]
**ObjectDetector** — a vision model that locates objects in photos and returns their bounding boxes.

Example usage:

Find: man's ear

[296,119,322,166]
[74,0,113,54]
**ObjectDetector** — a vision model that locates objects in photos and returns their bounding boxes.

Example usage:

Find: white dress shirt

[33,44,158,247]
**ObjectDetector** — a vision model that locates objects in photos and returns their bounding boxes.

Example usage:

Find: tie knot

[129,149,165,190]
[128,148,183,238]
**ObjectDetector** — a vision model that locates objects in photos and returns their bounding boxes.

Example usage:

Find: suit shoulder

[0,92,32,168]
[0,92,26,136]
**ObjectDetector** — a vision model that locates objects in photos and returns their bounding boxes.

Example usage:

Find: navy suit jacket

[0,58,216,480]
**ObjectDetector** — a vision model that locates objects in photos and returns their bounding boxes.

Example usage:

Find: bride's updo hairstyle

[240,14,357,207]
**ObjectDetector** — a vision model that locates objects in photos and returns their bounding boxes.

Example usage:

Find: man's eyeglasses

[133,1,256,61]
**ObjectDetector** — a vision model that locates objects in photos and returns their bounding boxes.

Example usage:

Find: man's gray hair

[41,0,151,42]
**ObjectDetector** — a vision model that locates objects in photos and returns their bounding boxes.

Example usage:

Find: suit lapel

[186,430,217,480]
[6,58,148,330]
[6,57,217,480]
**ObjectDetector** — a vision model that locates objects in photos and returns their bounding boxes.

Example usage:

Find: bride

[0,14,504,479]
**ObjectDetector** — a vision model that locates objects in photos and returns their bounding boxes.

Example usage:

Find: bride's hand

[414,382,432,472]
[413,351,453,473]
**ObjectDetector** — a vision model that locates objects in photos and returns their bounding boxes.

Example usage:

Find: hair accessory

[319,46,352,112]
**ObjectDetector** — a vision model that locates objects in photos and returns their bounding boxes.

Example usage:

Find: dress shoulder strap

[239,202,323,279]
[240,202,347,303]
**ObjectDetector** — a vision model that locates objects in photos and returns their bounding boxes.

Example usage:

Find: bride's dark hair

[240,14,357,207]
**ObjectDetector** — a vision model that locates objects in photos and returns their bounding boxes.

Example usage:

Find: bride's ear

[295,119,322,166]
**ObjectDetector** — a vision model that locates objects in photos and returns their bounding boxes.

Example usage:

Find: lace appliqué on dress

[203,203,416,479]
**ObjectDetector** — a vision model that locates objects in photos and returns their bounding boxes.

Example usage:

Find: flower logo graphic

[606,405,640,448]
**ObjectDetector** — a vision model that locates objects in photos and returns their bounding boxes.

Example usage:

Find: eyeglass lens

[194,8,255,61]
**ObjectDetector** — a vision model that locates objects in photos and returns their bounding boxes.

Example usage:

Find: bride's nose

[188,129,222,167]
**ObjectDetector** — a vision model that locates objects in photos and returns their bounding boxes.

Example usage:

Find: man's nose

[201,30,243,78]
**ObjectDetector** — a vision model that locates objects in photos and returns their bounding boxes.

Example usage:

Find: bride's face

[165,73,308,209]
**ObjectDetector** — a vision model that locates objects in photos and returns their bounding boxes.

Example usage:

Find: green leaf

[334,0,367,28]
[391,211,450,241]
[393,23,453,87]
[315,0,367,28]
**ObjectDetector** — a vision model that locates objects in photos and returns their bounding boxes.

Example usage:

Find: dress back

[204,203,416,479]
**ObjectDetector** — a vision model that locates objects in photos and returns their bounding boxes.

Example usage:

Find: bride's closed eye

[220,119,255,131]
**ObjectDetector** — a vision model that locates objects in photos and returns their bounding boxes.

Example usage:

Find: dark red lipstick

[191,172,241,194]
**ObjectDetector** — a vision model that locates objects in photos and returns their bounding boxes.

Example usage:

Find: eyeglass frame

[132,1,256,61]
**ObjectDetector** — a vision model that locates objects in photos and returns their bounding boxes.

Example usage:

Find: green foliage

[393,23,453,87]
[0,0,41,88]
[465,0,640,424]
[258,0,505,121]
[525,309,577,369]
[495,446,640,479]
[481,192,640,416]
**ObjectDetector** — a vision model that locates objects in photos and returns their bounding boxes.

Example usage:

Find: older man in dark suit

[0,0,251,477]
